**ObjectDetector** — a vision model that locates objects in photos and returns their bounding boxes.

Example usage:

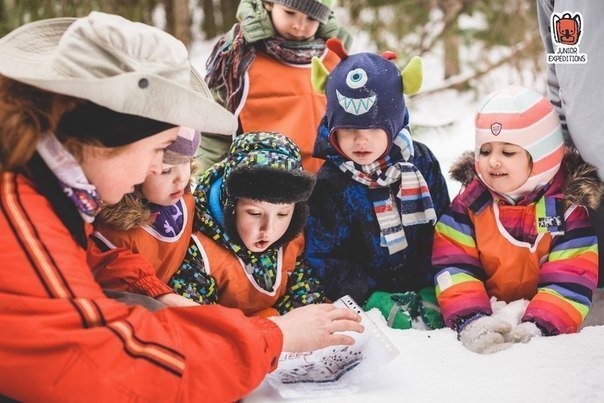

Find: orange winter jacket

[88,193,195,297]
[0,169,281,402]
[237,49,340,173]
[471,202,553,301]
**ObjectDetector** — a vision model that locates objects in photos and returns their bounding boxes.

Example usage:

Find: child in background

[89,127,201,307]
[91,130,323,317]
[201,0,351,172]
[433,86,600,354]
[305,39,450,330]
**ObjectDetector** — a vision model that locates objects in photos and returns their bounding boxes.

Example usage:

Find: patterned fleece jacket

[432,150,601,335]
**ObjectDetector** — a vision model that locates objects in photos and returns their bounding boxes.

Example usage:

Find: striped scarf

[334,126,437,254]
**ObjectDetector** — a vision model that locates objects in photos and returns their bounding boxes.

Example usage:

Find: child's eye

[277,212,290,217]
[161,168,172,175]
[346,68,368,89]
[503,151,516,157]
[156,147,166,154]
[479,149,490,155]
[285,10,295,16]
[247,211,261,216]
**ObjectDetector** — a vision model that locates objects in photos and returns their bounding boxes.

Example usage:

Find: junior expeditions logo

[546,11,587,64]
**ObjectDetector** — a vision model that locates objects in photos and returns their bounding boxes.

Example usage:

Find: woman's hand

[268,304,364,352]
[156,293,200,307]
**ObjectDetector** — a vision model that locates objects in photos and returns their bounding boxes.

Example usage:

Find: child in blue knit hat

[305,39,450,330]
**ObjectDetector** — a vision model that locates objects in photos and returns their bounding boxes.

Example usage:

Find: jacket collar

[26,153,88,249]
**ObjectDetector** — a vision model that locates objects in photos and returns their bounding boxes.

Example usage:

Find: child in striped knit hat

[433,85,601,354]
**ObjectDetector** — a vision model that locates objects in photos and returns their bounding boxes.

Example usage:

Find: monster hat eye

[346,68,368,89]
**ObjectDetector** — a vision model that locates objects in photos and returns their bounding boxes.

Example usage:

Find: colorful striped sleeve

[432,199,492,328]
[523,205,598,334]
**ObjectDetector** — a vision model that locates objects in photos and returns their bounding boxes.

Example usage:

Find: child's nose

[261,217,275,236]
[292,17,306,31]
[354,134,369,145]
[489,156,502,167]
[174,175,186,185]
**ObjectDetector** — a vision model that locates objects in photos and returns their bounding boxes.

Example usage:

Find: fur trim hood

[226,164,315,204]
[450,148,603,209]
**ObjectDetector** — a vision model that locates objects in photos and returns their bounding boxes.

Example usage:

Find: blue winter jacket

[305,138,450,304]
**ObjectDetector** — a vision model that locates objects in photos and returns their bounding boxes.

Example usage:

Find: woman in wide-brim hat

[0,12,361,401]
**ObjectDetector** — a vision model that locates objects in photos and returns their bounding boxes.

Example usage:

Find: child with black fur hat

[170,131,324,316]
[305,39,450,330]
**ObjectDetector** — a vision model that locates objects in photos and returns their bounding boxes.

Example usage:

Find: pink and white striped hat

[475,85,565,198]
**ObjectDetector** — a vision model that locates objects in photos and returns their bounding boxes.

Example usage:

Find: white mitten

[459,316,513,354]
[507,321,542,343]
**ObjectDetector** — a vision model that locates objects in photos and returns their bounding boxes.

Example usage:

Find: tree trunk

[220,0,236,32]
[443,18,460,79]
[202,0,217,39]
[171,0,191,46]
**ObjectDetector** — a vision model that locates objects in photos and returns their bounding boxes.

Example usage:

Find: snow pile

[247,293,604,402]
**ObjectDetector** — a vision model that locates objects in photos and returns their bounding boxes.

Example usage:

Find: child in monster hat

[201,0,351,173]
[305,39,450,330]
[433,86,600,354]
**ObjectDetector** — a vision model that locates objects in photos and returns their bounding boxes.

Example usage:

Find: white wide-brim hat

[0,11,236,136]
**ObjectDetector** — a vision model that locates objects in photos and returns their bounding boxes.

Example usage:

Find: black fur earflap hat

[221,131,316,247]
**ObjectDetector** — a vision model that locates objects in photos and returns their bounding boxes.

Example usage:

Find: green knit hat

[265,0,335,24]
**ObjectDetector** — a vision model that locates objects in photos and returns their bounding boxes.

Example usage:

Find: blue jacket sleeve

[305,172,375,303]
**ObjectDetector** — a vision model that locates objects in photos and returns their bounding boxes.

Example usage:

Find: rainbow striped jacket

[432,151,600,335]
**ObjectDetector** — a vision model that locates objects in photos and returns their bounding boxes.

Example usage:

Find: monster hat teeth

[336,90,376,116]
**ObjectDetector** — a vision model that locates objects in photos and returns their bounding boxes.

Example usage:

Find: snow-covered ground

[247,326,604,402]
[246,290,604,403]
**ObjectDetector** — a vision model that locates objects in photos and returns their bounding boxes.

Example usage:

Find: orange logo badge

[553,12,582,45]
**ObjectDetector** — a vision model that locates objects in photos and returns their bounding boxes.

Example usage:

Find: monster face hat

[311,38,422,156]
[311,40,437,256]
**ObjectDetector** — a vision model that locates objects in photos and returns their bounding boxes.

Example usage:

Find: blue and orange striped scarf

[324,122,437,255]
